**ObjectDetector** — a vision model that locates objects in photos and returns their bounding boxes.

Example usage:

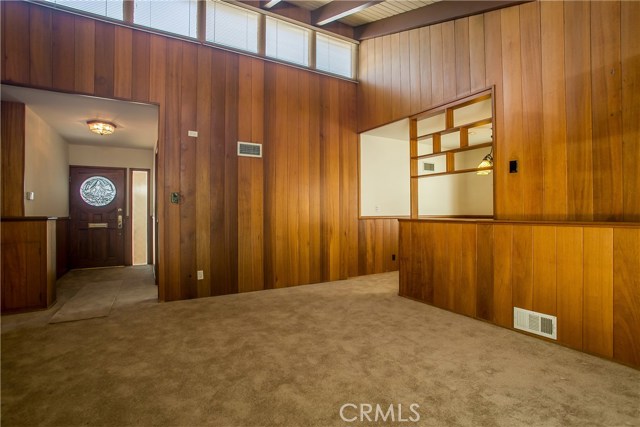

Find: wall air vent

[423,162,435,172]
[514,307,557,340]
[238,141,262,158]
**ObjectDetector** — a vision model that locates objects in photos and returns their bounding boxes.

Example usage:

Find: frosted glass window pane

[266,17,309,66]
[46,0,123,20]
[316,33,354,78]
[134,0,198,39]
[206,1,259,53]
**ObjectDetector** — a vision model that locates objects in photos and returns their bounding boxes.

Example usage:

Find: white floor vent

[238,141,262,158]
[513,307,557,340]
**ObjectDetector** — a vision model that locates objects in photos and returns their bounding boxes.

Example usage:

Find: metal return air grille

[237,141,262,158]
[513,307,557,340]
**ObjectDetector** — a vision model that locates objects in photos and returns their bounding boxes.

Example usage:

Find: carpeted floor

[1,269,639,426]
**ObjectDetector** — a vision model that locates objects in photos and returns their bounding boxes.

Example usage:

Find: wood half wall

[358,0,640,222]
[1,1,398,301]
[399,219,640,368]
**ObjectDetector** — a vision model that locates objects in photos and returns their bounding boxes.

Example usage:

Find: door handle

[118,214,123,229]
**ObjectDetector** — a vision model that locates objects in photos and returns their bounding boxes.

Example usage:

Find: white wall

[360,134,410,216]
[24,107,70,217]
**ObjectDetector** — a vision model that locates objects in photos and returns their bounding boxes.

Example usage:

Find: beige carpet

[1,271,639,426]
[49,280,122,323]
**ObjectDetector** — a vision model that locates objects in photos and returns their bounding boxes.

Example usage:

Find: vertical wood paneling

[179,42,198,299]
[613,228,640,366]
[500,6,524,219]
[409,29,421,115]
[287,67,300,286]
[564,1,593,221]
[390,33,401,119]
[476,224,494,321]
[195,46,212,297]
[308,73,322,284]
[483,10,505,217]
[298,71,311,284]
[74,17,95,94]
[94,22,115,98]
[540,1,568,220]
[454,18,471,97]
[583,227,614,358]
[131,32,150,103]
[519,1,543,219]
[493,224,513,328]
[2,2,30,85]
[441,21,456,102]
[1,102,26,217]
[432,222,449,309]
[164,39,182,301]
[591,1,622,221]
[114,26,133,100]
[399,31,411,118]
[456,223,477,317]
[224,53,239,294]
[532,226,556,315]
[468,14,485,93]
[51,11,74,91]
[621,1,640,222]
[511,226,533,310]
[29,6,52,87]
[430,24,444,106]
[419,27,432,111]
[556,227,583,350]
[381,35,392,124]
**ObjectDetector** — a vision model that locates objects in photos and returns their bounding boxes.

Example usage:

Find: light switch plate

[188,130,198,137]
[197,270,204,280]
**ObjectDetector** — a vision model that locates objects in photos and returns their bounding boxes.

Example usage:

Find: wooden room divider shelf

[409,89,495,217]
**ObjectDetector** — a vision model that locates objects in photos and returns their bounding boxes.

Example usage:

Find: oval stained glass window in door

[79,176,117,207]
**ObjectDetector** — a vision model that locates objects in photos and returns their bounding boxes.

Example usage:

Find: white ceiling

[1,85,158,150]
[362,118,409,140]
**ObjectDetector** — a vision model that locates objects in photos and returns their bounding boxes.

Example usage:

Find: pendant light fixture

[477,150,493,175]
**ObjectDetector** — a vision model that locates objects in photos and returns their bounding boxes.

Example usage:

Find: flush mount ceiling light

[87,120,116,136]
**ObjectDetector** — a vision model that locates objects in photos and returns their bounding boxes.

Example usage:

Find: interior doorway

[130,169,151,265]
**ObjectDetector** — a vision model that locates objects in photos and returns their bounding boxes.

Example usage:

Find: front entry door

[69,167,126,268]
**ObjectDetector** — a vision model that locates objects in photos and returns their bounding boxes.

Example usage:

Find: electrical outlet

[392,254,396,261]
[197,270,204,280]
[188,130,198,137]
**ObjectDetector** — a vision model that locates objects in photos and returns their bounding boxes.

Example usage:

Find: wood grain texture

[532,226,556,316]
[540,1,568,220]
[621,0,640,221]
[114,26,133,100]
[131,31,150,103]
[442,21,456,102]
[556,226,583,351]
[1,102,26,217]
[468,14,485,93]
[518,1,543,219]
[511,225,532,310]
[454,18,471,97]
[613,228,640,366]
[564,1,593,221]
[51,11,75,92]
[591,1,623,222]
[493,224,513,328]
[93,21,115,98]
[2,1,30,85]
[29,6,52,87]
[430,24,444,106]
[476,223,493,321]
[583,227,614,358]
[456,223,477,317]
[74,16,95,94]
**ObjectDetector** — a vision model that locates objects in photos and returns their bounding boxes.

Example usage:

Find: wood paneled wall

[1,218,57,312]
[399,219,640,368]
[1,101,25,217]
[359,1,640,222]
[1,1,398,301]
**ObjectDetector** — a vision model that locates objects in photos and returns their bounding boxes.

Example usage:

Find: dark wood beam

[355,0,531,40]
[312,0,382,26]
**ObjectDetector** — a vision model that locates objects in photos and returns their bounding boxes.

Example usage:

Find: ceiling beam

[312,0,383,26]
[355,0,531,40]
